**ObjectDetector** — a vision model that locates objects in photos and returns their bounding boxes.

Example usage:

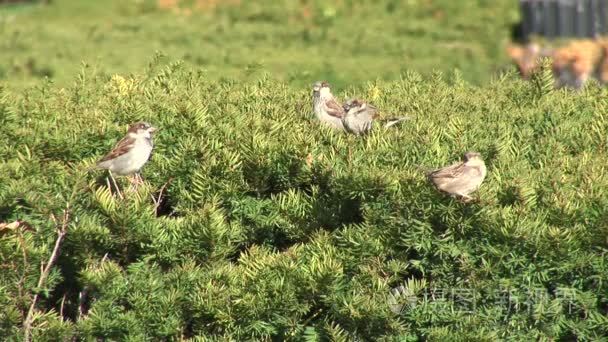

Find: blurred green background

[0,0,519,91]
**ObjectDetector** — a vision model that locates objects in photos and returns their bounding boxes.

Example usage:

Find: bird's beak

[149,127,159,133]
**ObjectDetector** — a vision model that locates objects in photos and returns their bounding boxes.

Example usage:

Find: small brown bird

[96,122,158,195]
[311,81,346,131]
[427,151,487,202]
[342,98,411,136]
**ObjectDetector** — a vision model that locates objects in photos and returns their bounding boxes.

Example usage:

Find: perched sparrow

[97,121,157,177]
[312,81,345,131]
[427,151,487,202]
[342,98,411,136]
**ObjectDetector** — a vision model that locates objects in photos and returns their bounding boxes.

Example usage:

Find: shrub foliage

[1,61,607,340]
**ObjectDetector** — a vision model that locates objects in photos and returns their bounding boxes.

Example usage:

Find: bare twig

[17,229,29,319]
[23,208,69,342]
[77,290,86,319]
[152,177,174,214]
[59,293,66,319]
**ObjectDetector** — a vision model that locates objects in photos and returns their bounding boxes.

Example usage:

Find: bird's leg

[127,172,143,191]
[136,172,144,185]
[105,177,113,197]
[132,172,144,186]
[458,193,473,203]
[126,175,137,192]
[108,171,123,199]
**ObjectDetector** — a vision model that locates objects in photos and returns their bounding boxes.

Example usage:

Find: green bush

[1,61,607,340]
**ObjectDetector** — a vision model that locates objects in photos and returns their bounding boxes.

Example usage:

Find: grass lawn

[0,0,519,91]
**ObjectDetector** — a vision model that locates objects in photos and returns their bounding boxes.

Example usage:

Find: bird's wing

[351,108,375,133]
[365,103,378,117]
[427,162,466,180]
[432,164,484,195]
[325,98,345,118]
[382,116,412,128]
[97,136,135,163]
[428,162,484,182]
[357,104,377,121]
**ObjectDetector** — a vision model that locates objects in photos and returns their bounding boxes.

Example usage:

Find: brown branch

[17,230,29,319]
[59,294,66,319]
[23,208,69,342]
[152,177,174,215]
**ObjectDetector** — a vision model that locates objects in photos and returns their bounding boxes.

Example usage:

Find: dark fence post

[599,0,608,34]
[519,0,608,39]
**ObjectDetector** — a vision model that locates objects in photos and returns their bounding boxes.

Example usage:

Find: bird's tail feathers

[382,115,413,128]
[86,165,99,173]
[414,164,434,177]
[84,158,105,173]
[95,160,111,170]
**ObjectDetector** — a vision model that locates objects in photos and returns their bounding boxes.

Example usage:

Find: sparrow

[312,81,346,131]
[342,98,411,136]
[96,121,157,181]
[426,151,487,202]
